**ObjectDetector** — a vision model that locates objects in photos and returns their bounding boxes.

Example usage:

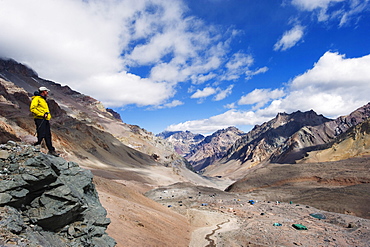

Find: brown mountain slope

[93,176,191,247]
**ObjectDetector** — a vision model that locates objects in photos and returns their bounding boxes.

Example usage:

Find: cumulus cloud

[190,73,217,85]
[274,25,305,51]
[191,87,217,99]
[190,85,234,102]
[85,72,174,107]
[0,0,243,108]
[254,51,370,119]
[168,51,370,134]
[238,88,286,109]
[280,51,370,116]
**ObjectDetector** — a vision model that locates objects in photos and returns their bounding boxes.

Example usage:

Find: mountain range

[1,58,370,246]
[160,105,370,180]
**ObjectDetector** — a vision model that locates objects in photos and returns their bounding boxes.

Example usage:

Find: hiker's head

[39,87,50,97]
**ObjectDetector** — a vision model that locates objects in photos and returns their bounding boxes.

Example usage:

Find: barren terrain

[90,157,370,246]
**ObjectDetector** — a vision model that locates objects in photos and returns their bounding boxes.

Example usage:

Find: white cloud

[224,103,236,109]
[291,0,370,25]
[274,25,305,51]
[214,85,234,101]
[167,51,370,134]
[155,100,184,109]
[292,0,345,11]
[191,87,217,99]
[0,0,124,81]
[238,88,285,109]
[190,85,234,102]
[281,51,370,116]
[338,0,370,27]
[249,51,370,118]
[0,0,238,108]
[85,71,175,107]
[245,66,269,79]
[190,73,217,85]
[222,52,254,81]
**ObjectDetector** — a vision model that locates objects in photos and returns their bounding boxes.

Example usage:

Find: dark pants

[34,119,55,152]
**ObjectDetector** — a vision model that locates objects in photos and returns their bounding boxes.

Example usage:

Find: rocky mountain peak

[273,110,330,129]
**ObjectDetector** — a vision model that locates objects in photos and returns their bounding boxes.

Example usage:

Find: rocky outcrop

[185,127,245,171]
[106,108,122,121]
[0,141,115,247]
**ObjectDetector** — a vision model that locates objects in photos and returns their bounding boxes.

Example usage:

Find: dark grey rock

[0,192,12,204]
[0,206,25,234]
[0,142,116,247]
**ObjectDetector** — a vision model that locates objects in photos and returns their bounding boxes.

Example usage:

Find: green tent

[292,224,308,230]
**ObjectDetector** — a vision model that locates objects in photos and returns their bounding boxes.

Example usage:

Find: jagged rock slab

[0,141,115,247]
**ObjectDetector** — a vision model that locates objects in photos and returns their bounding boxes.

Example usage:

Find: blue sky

[1,0,370,135]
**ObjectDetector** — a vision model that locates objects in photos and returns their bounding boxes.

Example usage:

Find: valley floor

[92,169,370,247]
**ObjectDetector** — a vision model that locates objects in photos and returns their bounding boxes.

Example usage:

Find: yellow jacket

[30,96,52,120]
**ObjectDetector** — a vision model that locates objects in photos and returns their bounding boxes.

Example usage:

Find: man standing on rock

[30,86,59,157]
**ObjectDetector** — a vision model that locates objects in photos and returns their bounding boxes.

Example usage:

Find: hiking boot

[33,144,41,152]
[48,150,60,157]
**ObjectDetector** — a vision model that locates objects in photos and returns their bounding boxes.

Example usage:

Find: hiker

[30,86,59,157]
